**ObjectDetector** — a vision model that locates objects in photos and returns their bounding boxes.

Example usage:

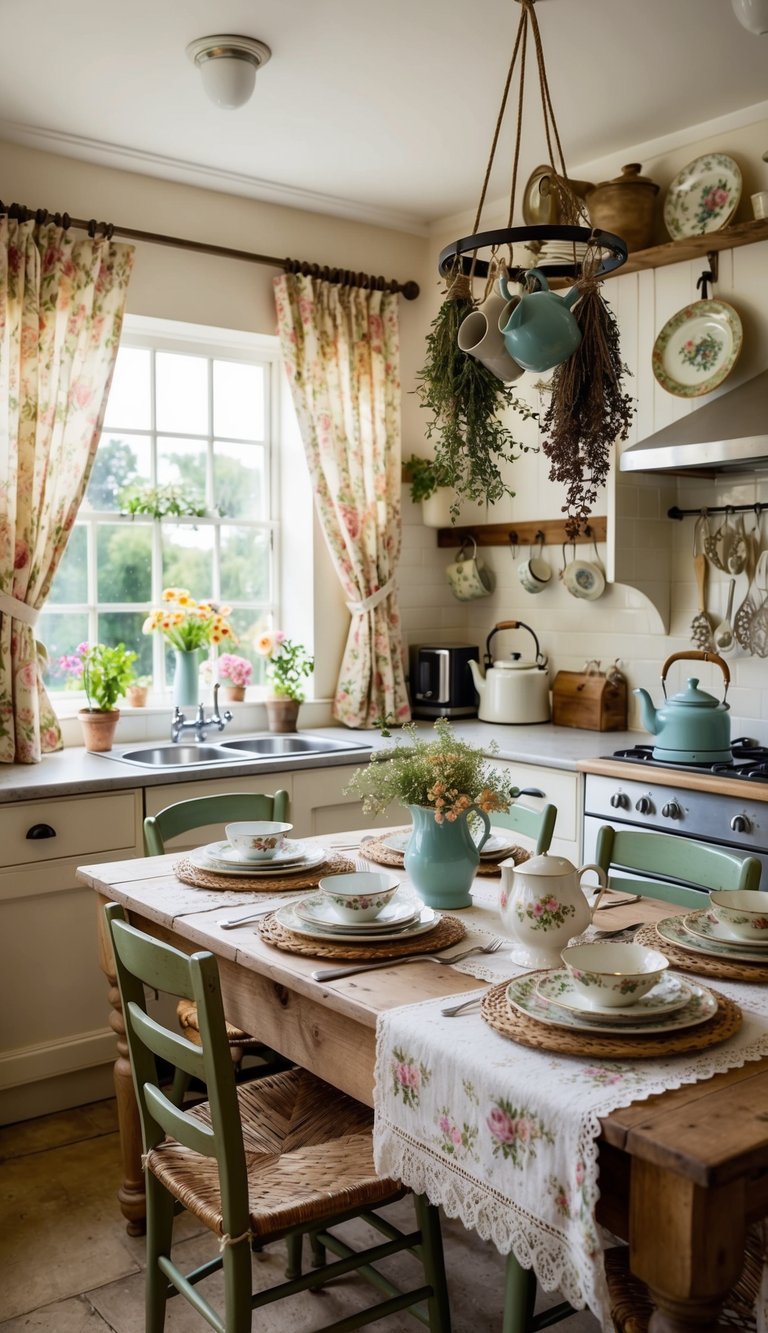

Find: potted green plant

[343,719,520,908]
[403,454,490,528]
[59,642,138,751]
[254,631,313,733]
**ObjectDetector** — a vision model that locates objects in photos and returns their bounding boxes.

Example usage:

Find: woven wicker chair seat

[176,996,263,1050]
[604,1228,764,1332]
[147,1068,403,1241]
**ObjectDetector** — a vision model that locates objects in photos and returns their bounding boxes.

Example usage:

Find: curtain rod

[0,200,420,300]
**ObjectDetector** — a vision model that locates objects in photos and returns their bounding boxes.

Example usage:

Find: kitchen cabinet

[489,759,582,862]
[291,766,401,837]
[0,789,143,1125]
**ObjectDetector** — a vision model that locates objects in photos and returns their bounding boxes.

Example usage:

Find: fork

[311,936,504,982]
[592,921,645,939]
[441,993,486,1018]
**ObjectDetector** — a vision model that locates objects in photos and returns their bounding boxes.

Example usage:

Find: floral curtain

[0,217,134,763]
[274,273,410,728]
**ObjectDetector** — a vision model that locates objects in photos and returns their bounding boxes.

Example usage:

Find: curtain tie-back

[0,590,39,627]
[346,578,395,616]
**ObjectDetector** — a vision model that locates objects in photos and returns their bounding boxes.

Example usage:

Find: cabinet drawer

[0,791,140,867]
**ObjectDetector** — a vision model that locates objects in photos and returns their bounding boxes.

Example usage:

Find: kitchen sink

[99,733,371,768]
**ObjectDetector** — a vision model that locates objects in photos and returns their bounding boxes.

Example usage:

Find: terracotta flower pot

[220,684,246,703]
[265,698,300,733]
[126,685,148,708]
[78,708,120,753]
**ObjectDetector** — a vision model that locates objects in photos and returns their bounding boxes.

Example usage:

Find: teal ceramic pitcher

[404,804,491,909]
[499,268,582,372]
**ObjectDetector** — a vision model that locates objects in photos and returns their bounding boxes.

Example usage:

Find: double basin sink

[101,733,371,769]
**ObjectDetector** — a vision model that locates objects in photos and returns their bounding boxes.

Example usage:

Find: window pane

[39,612,89,693]
[84,435,151,512]
[162,525,214,595]
[220,527,271,602]
[96,525,153,602]
[47,527,87,604]
[213,442,266,520]
[156,352,208,435]
[103,347,151,430]
[157,436,207,505]
[98,612,153,679]
[227,612,269,688]
[213,360,264,440]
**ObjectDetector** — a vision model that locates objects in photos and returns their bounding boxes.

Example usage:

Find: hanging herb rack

[434,516,607,548]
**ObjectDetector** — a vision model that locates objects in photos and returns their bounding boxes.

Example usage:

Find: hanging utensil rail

[669,503,765,520]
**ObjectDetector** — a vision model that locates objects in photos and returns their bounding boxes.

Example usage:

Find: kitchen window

[40,316,282,701]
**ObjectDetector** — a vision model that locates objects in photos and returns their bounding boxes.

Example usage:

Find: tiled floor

[0,1098,601,1331]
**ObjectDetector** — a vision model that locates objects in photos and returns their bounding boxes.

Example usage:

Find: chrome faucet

[171,682,233,744]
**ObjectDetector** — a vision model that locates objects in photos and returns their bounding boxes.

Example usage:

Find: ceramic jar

[586,163,659,253]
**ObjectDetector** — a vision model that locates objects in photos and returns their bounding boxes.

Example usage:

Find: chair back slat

[595,825,762,904]
[144,1084,217,1157]
[493,800,557,855]
[129,1004,207,1081]
[144,790,290,855]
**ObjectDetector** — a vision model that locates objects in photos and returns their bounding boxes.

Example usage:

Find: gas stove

[607,738,768,783]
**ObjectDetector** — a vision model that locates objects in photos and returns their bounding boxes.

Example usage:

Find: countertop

[0,720,642,805]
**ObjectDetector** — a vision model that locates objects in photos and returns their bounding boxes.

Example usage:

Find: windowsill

[54,696,341,748]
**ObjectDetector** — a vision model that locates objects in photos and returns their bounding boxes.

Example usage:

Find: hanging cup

[457,287,525,383]
[499,268,582,373]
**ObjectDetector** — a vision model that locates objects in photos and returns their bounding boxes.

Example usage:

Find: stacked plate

[187,838,328,878]
[380,828,517,862]
[655,908,768,965]
[507,968,718,1036]
[274,890,440,944]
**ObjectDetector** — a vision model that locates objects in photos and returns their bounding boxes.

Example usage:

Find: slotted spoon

[690,513,713,649]
[713,578,737,655]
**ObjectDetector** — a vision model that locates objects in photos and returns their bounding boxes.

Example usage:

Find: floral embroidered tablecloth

[372,892,768,1330]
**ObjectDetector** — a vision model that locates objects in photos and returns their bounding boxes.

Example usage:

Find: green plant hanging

[414,270,536,518]
[119,483,207,521]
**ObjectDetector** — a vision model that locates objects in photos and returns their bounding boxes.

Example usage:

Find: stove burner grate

[606,738,768,782]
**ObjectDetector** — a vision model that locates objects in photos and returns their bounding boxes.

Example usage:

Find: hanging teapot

[499,268,582,372]
[499,853,608,968]
[633,650,732,764]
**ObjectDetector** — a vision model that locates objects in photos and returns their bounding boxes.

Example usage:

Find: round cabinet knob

[609,792,628,809]
[635,796,654,815]
[730,814,751,833]
[661,801,681,819]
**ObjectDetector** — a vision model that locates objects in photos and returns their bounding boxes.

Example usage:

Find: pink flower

[487,1106,516,1144]
[575,1160,585,1186]
[532,901,544,917]
[439,1115,451,1135]
[451,1127,462,1146]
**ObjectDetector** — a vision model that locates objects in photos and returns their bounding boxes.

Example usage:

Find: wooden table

[78,846,768,1333]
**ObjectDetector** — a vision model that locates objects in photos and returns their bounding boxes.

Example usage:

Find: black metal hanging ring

[438,224,628,281]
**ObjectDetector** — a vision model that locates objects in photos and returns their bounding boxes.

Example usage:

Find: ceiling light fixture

[186,34,272,110]
[731,0,768,33]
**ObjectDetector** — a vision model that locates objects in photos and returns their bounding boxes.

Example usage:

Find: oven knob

[661,801,681,819]
[635,796,654,815]
[730,814,752,834]
[610,792,628,809]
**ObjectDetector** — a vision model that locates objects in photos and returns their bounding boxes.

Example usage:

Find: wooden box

[552,669,628,731]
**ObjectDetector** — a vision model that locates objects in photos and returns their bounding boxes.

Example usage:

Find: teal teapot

[499,268,582,372]
[633,650,732,764]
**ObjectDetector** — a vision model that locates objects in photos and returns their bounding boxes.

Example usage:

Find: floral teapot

[499,853,607,968]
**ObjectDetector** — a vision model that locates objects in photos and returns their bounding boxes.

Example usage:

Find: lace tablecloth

[372,883,768,1330]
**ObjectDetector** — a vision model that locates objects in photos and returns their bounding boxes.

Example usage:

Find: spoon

[690,534,713,649]
[713,578,736,655]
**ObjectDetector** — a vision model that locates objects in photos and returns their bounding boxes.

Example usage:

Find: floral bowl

[559,942,669,1008]
[224,821,293,861]
[318,871,400,923]
[709,890,768,942]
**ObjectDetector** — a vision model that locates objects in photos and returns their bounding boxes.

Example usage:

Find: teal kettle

[633,651,732,764]
[499,268,582,373]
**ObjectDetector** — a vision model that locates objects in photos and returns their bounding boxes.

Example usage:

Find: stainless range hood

[620,370,768,474]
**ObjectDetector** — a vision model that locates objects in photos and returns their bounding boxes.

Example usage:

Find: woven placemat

[480,976,742,1058]
[634,922,768,984]
[173,854,354,893]
[360,831,529,878]
[256,910,466,960]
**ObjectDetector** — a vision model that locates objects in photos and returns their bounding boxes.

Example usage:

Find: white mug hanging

[446,537,494,601]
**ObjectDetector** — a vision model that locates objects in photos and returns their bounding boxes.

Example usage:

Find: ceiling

[1,0,767,233]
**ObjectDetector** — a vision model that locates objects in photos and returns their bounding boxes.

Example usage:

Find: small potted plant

[126,675,151,708]
[254,630,313,733]
[216,653,253,703]
[59,642,138,751]
[403,453,490,529]
[343,719,519,908]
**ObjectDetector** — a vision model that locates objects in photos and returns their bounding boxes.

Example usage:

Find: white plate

[293,891,422,933]
[652,299,742,398]
[655,912,768,965]
[507,973,718,1036]
[274,901,440,943]
[682,909,768,951]
[664,152,741,239]
[203,838,308,868]
[535,970,692,1023]
[188,843,328,878]
[380,829,515,859]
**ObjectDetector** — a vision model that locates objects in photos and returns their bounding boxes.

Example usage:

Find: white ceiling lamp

[731,0,768,34]
[186,34,272,109]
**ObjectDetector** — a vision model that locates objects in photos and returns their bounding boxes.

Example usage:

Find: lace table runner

[373,893,768,1330]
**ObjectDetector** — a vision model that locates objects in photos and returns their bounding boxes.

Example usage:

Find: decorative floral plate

[655,911,768,964]
[204,838,308,868]
[189,842,327,878]
[274,901,440,944]
[652,299,742,397]
[682,909,768,951]
[663,153,741,239]
[293,891,422,933]
[506,973,718,1036]
[535,969,692,1022]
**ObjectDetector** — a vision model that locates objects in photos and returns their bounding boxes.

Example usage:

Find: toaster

[408,644,479,719]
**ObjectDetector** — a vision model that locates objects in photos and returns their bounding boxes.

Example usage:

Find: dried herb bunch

[541,281,635,539]
[415,270,537,517]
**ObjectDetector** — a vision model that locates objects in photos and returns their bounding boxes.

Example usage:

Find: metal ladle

[712,578,736,655]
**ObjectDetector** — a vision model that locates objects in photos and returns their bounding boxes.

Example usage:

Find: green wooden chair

[105,902,451,1333]
[492,800,557,856]
[143,790,291,1074]
[500,822,763,1333]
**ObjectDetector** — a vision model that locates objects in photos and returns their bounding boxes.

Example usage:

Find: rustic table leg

[629,1158,745,1332]
[97,895,146,1235]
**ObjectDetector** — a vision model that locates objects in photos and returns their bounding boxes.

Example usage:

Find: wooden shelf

[436,516,607,548]
[615,217,768,276]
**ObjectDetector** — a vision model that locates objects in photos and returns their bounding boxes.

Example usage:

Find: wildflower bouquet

[59,642,137,712]
[255,630,313,701]
[343,718,520,820]
[142,588,236,652]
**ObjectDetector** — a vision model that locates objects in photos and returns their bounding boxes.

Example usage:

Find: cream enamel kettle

[468,620,550,724]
